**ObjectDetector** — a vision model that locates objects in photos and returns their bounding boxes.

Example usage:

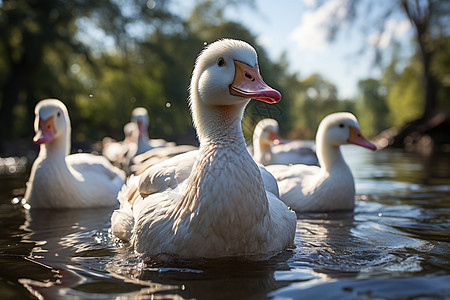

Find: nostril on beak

[245,72,255,81]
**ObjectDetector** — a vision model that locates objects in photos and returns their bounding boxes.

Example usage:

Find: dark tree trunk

[401,0,437,120]
[418,33,436,120]
[384,0,442,152]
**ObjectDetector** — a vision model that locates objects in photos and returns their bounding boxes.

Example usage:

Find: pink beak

[33,116,56,144]
[229,60,281,103]
[347,127,377,151]
[270,131,283,145]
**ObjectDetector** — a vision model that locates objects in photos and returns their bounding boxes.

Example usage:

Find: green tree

[0,0,177,144]
[386,59,423,127]
[315,0,450,149]
[356,78,389,137]
[284,73,353,139]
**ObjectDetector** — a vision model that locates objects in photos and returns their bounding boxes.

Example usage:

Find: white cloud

[367,19,411,49]
[290,0,349,52]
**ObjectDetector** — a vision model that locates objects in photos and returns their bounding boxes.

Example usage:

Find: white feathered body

[269,142,318,166]
[26,151,124,208]
[268,159,355,212]
[267,112,376,213]
[115,134,295,258]
[111,38,296,259]
[25,99,125,208]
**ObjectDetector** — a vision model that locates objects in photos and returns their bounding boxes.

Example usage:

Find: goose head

[33,99,71,155]
[317,112,377,151]
[131,107,150,137]
[253,118,282,149]
[189,39,281,141]
[123,122,139,143]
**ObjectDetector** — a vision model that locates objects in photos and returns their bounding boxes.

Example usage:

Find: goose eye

[217,57,225,67]
[339,123,345,128]
[57,112,61,117]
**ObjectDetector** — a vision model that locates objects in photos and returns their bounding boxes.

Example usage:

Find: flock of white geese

[24,39,376,259]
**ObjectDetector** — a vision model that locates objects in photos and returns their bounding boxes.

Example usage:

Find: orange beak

[33,116,56,144]
[229,60,281,103]
[347,127,377,151]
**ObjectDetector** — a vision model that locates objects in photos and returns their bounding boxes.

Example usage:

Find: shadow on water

[0,147,449,299]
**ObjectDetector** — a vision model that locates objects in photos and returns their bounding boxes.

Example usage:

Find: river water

[0,146,449,299]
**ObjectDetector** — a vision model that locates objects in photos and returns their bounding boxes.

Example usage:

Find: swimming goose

[131,107,175,155]
[266,112,376,212]
[252,118,318,166]
[24,99,125,208]
[102,122,139,174]
[111,39,296,259]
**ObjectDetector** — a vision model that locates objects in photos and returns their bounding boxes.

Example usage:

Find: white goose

[111,39,296,259]
[131,107,175,155]
[252,118,318,166]
[102,122,139,174]
[266,112,376,212]
[24,99,125,208]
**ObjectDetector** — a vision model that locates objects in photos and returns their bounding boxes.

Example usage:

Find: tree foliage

[356,78,389,137]
[5,0,426,154]
[0,0,178,143]
[320,0,449,120]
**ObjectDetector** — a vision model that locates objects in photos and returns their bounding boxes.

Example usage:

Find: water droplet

[378,212,383,217]
[23,203,31,210]
[70,63,80,73]
[89,94,94,98]
[165,102,171,108]
[203,41,208,46]
[11,197,20,204]
[146,0,156,9]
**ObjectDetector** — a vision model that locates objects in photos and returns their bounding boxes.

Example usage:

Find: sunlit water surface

[0,147,449,299]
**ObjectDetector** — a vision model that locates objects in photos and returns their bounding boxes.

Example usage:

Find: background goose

[252,118,318,166]
[131,107,175,155]
[267,112,376,212]
[129,107,196,174]
[24,99,125,208]
[102,122,139,174]
[111,39,296,259]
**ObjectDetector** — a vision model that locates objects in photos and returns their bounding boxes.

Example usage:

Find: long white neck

[316,136,348,173]
[40,128,70,160]
[189,69,248,148]
[196,104,247,148]
[253,135,271,165]
[173,85,269,225]
[140,130,149,141]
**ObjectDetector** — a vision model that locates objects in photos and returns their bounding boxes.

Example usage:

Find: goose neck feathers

[178,39,272,219]
[189,39,260,143]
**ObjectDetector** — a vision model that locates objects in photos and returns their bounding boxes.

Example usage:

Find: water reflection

[18,207,117,298]
[0,147,448,298]
[107,250,296,299]
[0,157,28,176]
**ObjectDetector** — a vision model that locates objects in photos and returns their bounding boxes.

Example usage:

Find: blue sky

[170,0,414,99]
